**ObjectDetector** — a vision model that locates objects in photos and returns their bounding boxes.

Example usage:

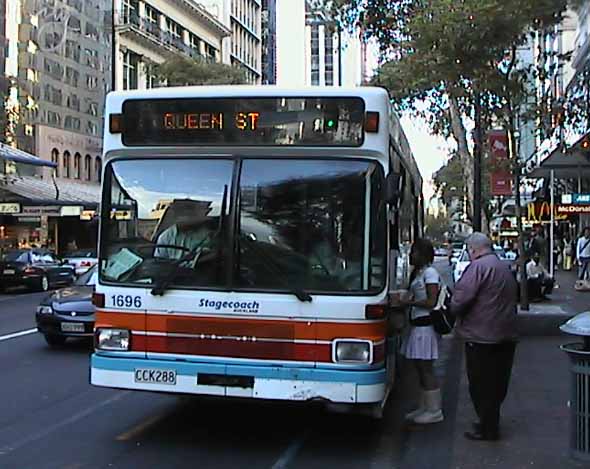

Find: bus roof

[105,85,389,103]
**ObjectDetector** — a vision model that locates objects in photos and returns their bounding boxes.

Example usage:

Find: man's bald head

[466,232,493,259]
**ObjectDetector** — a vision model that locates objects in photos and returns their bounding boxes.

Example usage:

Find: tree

[331,0,570,219]
[154,56,248,86]
[425,212,451,243]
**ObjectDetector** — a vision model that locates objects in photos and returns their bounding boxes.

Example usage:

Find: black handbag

[430,284,455,335]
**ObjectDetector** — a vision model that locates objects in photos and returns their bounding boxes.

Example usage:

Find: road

[0,260,457,469]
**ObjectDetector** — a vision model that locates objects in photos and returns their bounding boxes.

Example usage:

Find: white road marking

[271,431,309,469]
[0,392,130,455]
[0,328,38,342]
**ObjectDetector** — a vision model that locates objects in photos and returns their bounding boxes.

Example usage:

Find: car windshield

[75,265,98,286]
[2,250,29,263]
[100,158,386,293]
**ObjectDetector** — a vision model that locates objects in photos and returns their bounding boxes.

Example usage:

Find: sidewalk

[516,269,587,336]
[449,282,589,469]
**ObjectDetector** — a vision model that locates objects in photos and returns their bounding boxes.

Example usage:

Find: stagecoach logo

[198,299,260,314]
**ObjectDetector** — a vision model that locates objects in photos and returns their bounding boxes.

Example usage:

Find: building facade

[221,0,262,83]
[275,0,363,88]
[261,0,276,84]
[114,0,232,91]
[5,0,111,183]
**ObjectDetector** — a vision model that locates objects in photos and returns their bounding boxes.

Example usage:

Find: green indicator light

[326,119,335,128]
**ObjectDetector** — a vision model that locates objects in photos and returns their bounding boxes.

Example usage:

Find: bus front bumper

[91,354,387,404]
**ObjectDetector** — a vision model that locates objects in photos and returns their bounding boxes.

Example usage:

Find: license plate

[134,368,177,385]
[61,322,84,332]
[3,269,15,275]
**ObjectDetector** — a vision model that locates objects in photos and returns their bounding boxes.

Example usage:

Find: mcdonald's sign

[526,201,569,222]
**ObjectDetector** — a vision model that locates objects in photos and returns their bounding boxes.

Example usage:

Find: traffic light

[323,110,339,132]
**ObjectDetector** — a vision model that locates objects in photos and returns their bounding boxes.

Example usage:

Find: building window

[85,22,99,41]
[66,67,79,87]
[145,4,159,25]
[122,51,139,90]
[74,153,81,179]
[84,48,99,69]
[87,101,98,116]
[95,156,102,183]
[63,151,71,178]
[86,120,99,136]
[67,95,80,112]
[64,116,81,131]
[46,111,61,126]
[85,154,92,181]
[86,74,98,90]
[51,149,60,177]
[122,0,139,23]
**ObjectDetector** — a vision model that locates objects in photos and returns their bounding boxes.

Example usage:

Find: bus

[90,86,423,418]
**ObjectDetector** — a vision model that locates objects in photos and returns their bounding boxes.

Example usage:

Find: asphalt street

[0,259,457,469]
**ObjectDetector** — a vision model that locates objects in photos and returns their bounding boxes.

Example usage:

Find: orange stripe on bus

[96,310,387,342]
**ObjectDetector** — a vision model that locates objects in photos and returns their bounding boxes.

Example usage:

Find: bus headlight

[96,328,130,351]
[333,340,372,364]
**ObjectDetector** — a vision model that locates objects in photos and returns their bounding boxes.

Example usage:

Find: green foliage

[432,153,465,207]
[424,212,451,243]
[154,56,248,86]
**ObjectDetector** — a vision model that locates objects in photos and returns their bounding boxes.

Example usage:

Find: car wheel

[44,334,66,347]
[38,275,49,292]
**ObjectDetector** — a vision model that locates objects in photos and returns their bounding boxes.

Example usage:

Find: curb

[517,309,575,336]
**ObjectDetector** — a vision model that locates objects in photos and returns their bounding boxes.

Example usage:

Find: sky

[364,43,452,204]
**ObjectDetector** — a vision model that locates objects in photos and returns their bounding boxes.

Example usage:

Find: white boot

[405,391,425,420]
[413,389,444,424]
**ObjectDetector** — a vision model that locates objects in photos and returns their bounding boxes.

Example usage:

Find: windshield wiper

[150,235,213,296]
[239,234,312,302]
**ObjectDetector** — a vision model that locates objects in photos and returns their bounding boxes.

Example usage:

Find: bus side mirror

[384,172,402,205]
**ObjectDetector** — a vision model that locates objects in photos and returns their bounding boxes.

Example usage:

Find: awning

[0,176,99,207]
[528,133,590,179]
[0,143,57,168]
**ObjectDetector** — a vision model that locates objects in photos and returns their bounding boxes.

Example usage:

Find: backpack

[430,283,454,335]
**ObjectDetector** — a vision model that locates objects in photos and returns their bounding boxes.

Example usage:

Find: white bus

[90,86,423,417]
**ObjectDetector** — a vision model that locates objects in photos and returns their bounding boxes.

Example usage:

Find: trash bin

[560,312,590,462]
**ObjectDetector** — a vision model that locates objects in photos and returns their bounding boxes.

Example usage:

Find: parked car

[36,265,97,347]
[452,245,515,283]
[0,249,75,292]
[434,246,448,257]
[63,249,98,275]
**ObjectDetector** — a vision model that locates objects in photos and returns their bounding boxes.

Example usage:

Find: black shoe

[464,430,499,441]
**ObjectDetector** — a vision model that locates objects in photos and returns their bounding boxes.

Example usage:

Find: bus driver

[154,200,213,262]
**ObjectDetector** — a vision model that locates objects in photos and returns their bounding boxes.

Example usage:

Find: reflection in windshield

[101,159,232,288]
[100,158,386,293]
[238,160,386,292]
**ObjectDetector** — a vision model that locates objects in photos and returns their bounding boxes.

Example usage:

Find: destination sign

[121,97,364,147]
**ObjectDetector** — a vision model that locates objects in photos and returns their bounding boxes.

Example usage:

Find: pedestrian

[576,227,590,280]
[398,238,444,425]
[451,232,518,441]
[530,225,548,269]
[563,236,573,271]
[526,252,555,301]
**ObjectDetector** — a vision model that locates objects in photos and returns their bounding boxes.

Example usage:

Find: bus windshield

[100,158,386,294]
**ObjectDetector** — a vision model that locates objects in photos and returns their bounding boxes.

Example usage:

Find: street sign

[557,205,590,214]
[0,203,21,214]
[21,206,61,217]
[573,194,590,204]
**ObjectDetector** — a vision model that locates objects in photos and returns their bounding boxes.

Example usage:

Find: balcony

[116,12,212,64]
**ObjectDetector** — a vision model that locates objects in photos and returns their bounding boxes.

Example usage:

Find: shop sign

[80,210,96,221]
[527,201,569,222]
[573,194,590,205]
[0,203,21,214]
[21,206,61,217]
[17,217,41,223]
[557,205,590,214]
[491,172,513,196]
[60,206,82,217]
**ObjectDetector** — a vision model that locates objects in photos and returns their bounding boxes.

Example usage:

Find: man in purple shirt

[452,233,518,441]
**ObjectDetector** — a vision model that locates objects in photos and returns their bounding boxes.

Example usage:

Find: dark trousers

[527,276,555,299]
[465,341,516,436]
